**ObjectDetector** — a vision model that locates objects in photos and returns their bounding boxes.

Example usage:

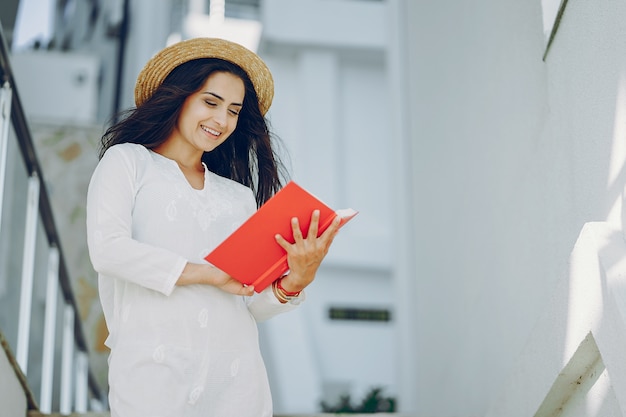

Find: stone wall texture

[31,122,109,392]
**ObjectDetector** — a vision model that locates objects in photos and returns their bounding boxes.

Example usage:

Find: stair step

[28,412,110,417]
[27,413,406,417]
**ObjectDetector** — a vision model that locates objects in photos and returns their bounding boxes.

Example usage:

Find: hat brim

[134,37,274,115]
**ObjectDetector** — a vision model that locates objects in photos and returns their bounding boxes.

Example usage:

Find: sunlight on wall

[565,230,603,368]
[584,368,612,417]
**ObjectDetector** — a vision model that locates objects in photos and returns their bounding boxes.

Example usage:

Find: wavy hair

[100,58,288,206]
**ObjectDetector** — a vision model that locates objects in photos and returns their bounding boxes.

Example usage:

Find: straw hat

[134,37,274,115]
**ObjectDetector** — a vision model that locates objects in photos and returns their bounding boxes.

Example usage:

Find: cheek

[228,118,239,134]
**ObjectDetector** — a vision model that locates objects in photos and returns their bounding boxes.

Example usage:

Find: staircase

[2,329,108,416]
[486,221,626,416]
[0,19,108,416]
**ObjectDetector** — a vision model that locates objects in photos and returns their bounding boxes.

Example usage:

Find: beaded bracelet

[272,278,301,304]
[272,280,290,303]
[276,277,301,297]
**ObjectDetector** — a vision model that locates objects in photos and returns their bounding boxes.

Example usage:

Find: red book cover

[205,181,358,292]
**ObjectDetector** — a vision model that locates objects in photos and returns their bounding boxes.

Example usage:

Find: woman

[86,37,341,417]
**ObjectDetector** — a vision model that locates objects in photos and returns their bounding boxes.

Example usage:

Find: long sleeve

[86,145,186,296]
[246,286,305,322]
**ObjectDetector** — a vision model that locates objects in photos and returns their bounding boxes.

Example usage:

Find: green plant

[320,387,396,413]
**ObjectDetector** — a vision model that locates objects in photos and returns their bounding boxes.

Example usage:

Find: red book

[205,181,358,292]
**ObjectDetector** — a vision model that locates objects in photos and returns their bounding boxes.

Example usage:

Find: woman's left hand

[274,210,342,293]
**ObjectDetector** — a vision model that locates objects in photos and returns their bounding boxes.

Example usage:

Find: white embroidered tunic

[86,143,299,417]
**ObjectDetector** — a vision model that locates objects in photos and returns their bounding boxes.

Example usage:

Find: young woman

[86,37,341,417]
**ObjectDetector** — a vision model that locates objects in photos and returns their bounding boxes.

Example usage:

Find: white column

[74,351,89,412]
[260,310,322,413]
[0,82,12,298]
[120,0,174,109]
[16,174,40,374]
[296,50,340,198]
[388,0,419,412]
[60,304,75,414]
[40,246,60,413]
[0,82,11,232]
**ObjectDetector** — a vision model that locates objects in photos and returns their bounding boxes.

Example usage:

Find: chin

[203,143,223,153]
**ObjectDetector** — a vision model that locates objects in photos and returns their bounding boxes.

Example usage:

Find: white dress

[86,143,300,417]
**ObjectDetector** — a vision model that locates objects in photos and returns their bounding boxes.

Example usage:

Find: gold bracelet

[272,280,296,303]
[276,277,301,297]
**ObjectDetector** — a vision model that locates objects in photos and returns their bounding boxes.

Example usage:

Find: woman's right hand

[177,263,255,296]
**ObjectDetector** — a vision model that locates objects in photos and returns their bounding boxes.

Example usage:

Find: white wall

[10,52,99,125]
[484,221,626,417]
[257,0,395,413]
[393,0,626,415]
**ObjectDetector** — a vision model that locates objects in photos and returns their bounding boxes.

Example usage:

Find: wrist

[272,276,302,303]
[277,276,302,296]
[178,262,202,286]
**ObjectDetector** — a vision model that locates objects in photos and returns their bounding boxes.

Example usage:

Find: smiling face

[169,71,245,154]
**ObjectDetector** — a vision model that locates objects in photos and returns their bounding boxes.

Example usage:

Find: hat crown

[134,37,274,115]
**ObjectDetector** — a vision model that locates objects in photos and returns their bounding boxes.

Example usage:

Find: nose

[213,108,228,126]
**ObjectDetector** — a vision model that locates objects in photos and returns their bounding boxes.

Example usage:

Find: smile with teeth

[201,125,221,136]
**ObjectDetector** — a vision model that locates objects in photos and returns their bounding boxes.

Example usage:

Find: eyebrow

[203,92,243,107]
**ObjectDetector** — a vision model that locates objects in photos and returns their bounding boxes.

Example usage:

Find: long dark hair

[100,58,287,206]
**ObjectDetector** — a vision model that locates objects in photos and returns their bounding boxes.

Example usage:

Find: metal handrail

[0,20,105,407]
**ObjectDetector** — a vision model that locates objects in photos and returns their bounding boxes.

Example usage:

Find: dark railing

[0,19,106,413]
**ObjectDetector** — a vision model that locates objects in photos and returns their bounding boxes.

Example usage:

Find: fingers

[275,233,291,250]
[275,213,310,250]
[275,210,341,253]
[233,281,254,296]
[226,281,254,296]
[291,216,304,241]
[288,210,323,243]
[307,210,321,240]
[319,214,341,244]
[241,285,255,296]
